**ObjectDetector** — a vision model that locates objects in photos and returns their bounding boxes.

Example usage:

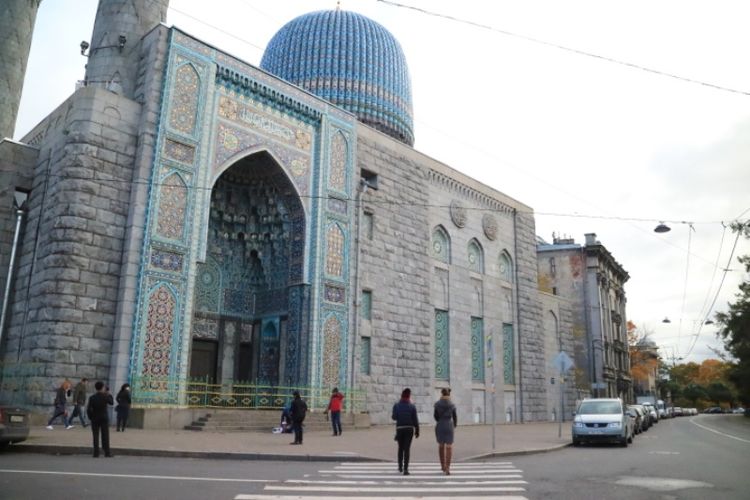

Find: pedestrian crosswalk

[234,461,529,499]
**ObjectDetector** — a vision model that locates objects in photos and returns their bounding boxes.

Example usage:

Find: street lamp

[654,222,671,233]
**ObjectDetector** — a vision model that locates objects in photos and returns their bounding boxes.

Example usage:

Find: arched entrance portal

[189,151,307,387]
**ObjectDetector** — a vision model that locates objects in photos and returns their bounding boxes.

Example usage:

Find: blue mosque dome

[260,10,414,146]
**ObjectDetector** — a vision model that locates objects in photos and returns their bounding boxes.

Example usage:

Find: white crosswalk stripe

[234,460,530,499]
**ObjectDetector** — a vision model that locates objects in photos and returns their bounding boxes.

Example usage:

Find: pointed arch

[329,130,348,192]
[325,223,345,278]
[169,62,200,135]
[431,225,451,264]
[156,172,188,241]
[499,250,513,281]
[322,314,343,387]
[468,238,484,273]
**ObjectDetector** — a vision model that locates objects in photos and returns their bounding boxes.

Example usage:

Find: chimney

[584,233,598,246]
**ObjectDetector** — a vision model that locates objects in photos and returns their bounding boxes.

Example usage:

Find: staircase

[184,409,359,432]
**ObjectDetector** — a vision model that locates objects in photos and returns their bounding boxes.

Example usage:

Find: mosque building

[0,1,630,424]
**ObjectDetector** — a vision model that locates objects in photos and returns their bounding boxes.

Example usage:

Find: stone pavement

[15,422,570,462]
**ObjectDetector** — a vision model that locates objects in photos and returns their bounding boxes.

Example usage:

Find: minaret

[84,0,169,99]
[0,0,42,139]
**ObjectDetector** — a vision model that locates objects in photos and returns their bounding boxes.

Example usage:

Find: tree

[706,381,735,407]
[682,383,707,406]
[628,322,659,395]
[715,221,750,406]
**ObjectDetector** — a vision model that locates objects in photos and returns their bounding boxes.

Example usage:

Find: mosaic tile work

[360,336,371,375]
[169,62,200,135]
[156,173,188,241]
[192,315,218,340]
[468,239,482,273]
[471,317,484,382]
[434,309,449,380]
[324,284,345,304]
[150,249,184,272]
[432,226,450,264]
[503,323,515,384]
[327,197,348,215]
[329,131,347,192]
[194,257,220,312]
[143,285,176,379]
[322,315,342,387]
[164,138,196,164]
[325,224,344,278]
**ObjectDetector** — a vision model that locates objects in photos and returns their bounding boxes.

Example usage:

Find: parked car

[0,405,30,450]
[703,406,722,414]
[627,405,645,434]
[572,398,634,447]
[643,402,659,423]
[631,404,651,430]
[732,407,746,414]
[673,406,684,416]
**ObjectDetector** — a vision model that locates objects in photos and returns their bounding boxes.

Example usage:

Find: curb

[12,444,388,462]
[462,442,571,461]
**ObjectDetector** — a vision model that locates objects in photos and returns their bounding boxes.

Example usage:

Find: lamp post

[591,338,604,398]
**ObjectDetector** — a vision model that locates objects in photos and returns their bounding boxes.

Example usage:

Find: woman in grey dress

[433,387,457,475]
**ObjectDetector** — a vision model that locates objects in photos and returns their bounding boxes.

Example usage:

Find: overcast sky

[14,0,750,364]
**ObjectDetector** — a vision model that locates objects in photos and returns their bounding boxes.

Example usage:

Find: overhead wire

[377,0,750,97]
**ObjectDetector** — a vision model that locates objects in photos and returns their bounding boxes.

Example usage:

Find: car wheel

[0,441,9,451]
[572,438,580,446]
[620,436,628,447]
[627,432,633,444]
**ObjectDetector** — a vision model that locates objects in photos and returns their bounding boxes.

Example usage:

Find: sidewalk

[15,422,570,462]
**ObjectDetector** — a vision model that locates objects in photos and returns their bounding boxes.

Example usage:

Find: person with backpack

[46,380,73,430]
[392,388,419,475]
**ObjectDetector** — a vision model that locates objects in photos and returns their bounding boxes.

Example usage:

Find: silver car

[572,398,634,447]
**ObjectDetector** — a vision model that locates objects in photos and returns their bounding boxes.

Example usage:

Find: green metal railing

[131,376,366,412]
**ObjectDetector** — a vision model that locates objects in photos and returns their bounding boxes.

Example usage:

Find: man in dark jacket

[87,381,114,458]
[66,378,88,428]
[289,390,307,445]
[392,387,419,475]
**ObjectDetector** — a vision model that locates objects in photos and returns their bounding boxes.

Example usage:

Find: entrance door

[190,339,218,383]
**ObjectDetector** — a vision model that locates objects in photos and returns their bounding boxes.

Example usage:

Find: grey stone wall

[0,0,42,139]
[514,210,546,422]
[354,127,433,424]
[4,86,141,405]
[0,140,37,327]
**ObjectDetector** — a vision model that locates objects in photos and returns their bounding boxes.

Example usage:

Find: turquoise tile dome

[260,9,414,146]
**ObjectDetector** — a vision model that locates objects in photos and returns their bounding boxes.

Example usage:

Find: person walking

[392,388,419,475]
[66,378,88,428]
[324,387,345,436]
[289,390,307,445]
[434,387,457,475]
[47,380,73,430]
[87,381,114,458]
[115,383,132,432]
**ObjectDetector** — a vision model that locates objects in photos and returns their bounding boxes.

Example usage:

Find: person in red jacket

[325,387,345,436]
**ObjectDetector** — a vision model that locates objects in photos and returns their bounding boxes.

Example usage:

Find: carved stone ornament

[482,213,498,240]
[450,200,467,228]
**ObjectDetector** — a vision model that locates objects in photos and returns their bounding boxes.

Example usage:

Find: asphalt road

[514,413,750,500]
[0,414,747,499]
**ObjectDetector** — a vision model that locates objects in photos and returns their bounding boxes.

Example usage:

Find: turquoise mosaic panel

[360,337,371,375]
[471,317,484,382]
[468,240,483,273]
[432,226,450,264]
[503,323,515,384]
[434,309,449,380]
[361,290,372,320]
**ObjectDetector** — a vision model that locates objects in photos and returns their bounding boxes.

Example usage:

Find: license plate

[590,430,603,434]
[10,415,24,423]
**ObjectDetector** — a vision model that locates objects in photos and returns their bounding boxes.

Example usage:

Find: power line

[377,0,750,97]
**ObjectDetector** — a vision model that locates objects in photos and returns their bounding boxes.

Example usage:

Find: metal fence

[130,376,366,412]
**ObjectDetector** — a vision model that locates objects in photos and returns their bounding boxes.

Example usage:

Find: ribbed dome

[260,10,414,146]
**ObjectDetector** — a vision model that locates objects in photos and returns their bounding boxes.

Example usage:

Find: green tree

[715,221,750,406]
[682,383,707,406]
[706,381,735,406]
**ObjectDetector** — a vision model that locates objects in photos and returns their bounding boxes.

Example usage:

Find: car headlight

[607,422,621,428]
[573,422,585,428]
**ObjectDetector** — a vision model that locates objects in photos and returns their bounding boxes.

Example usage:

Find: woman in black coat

[115,383,132,432]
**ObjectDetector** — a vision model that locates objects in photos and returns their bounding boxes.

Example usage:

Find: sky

[14,0,750,365]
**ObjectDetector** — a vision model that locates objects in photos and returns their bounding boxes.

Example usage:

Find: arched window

[499,251,513,281]
[468,239,483,273]
[431,226,450,263]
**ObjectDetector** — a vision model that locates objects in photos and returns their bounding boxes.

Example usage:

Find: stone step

[184,409,356,432]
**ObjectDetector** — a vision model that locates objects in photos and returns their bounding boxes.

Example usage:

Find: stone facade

[537,233,631,403]
[0,4,609,426]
